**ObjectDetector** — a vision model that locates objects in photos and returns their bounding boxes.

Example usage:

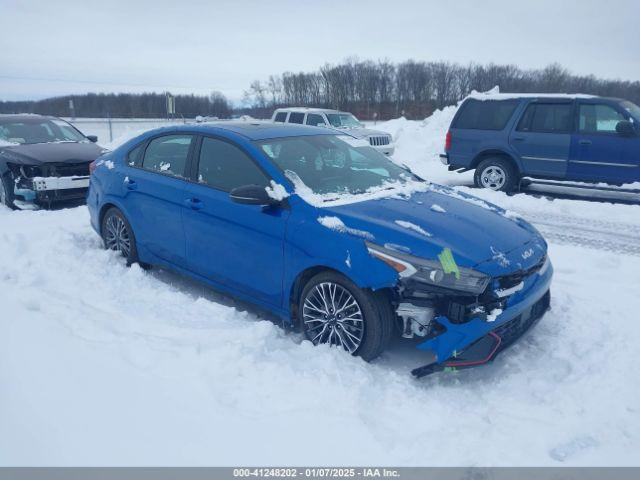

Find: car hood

[323,187,546,276]
[0,142,104,165]
[335,127,391,139]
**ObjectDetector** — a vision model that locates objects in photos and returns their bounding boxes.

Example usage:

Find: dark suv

[441,94,640,192]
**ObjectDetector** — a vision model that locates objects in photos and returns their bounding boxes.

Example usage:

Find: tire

[474,157,519,192]
[298,271,393,361]
[0,173,16,209]
[101,207,146,267]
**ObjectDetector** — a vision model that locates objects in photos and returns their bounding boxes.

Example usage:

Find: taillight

[89,160,97,175]
[445,131,452,152]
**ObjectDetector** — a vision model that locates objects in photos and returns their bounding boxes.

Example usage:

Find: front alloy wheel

[0,179,6,206]
[299,271,393,361]
[303,282,365,353]
[0,174,14,208]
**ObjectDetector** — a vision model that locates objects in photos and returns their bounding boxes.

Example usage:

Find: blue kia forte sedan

[87,122,552,377]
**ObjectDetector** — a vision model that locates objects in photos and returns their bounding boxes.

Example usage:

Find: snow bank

[100,127,158,150]
[375,105,459,184]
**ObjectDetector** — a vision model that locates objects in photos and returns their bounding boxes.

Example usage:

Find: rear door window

[453,99,519,130]
[517,103,573,133]
[141,135,193,177]
[579,103,627,133]
[274,112,287,123]
[288,112,305,124]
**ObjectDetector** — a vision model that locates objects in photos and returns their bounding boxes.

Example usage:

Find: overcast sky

[1,0,639,104]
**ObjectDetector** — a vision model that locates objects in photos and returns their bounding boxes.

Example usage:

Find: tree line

[0,91,232,119]
[242,59,640,119]
[2,60,639,120]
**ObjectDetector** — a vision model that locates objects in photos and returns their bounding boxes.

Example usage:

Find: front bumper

[411,259,554,377]
[13,175,90,209]
[373,144,395,156]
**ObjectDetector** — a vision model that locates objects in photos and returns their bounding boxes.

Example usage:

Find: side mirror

[86,135,98,143]
[615,120,636,136]
[230,184,280,206]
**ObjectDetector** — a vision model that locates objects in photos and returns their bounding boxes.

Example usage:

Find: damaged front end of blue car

[366,237,552,378]
[320,184,554,378]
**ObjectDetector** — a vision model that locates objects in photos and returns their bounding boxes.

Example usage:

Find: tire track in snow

[516,211,640,256]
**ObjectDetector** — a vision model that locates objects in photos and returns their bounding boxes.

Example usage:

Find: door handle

[512,137,525,142]
[579,139,592,145]
[124,177,137,190]
[184,198,203,210]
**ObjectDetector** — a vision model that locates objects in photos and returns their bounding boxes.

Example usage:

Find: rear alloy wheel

[104,213,132,258]
[101,207,145,267]
[474,157,518,192]
[299,271,393,361]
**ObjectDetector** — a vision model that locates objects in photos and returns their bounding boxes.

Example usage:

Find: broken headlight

[20,165,42,178]
[366,242,490,295]
[7,163,42,179]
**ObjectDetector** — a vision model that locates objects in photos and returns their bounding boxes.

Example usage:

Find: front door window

[579,104,626,133]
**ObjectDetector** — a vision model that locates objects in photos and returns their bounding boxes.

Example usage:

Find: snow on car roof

[152,121,341,141]
[466,92,596,100]
[0,113,60,123]
[273,107,347,114]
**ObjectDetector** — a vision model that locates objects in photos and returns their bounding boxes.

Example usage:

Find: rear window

[453,99,519,130]
[288,112,305,124]
[127,143,145,167]
[274,112,287,123]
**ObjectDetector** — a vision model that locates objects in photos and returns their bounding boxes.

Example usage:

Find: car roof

[465,92,604,101]
[151,121,342,141]
[464,93,632,106]
[0,113,59,123]
[274,107,346,115]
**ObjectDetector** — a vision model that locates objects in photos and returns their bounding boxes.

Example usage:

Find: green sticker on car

[438,247,461,279]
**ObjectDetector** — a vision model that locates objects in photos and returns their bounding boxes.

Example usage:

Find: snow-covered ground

[2,106,640,466]
[68,118,182,145]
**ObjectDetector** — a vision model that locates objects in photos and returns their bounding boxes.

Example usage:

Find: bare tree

[233,59,640,121]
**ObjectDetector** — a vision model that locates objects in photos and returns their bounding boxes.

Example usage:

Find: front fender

[284,212,400,306]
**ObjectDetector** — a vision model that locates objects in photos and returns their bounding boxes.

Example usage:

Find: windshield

[326,113,362,128]
[257,134,418,199]
[0,118,86,144]
[620,100,640,122]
